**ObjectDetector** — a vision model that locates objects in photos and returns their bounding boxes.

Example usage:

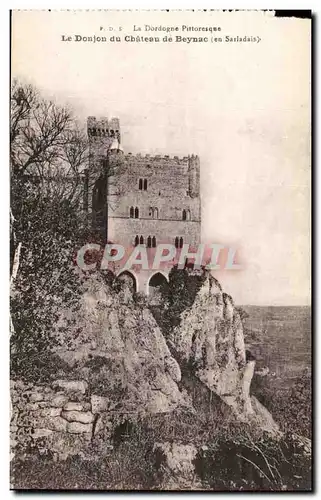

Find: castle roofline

[124,153,199,164]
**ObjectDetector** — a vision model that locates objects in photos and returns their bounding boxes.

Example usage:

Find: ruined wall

[11,276,193,460]
[11,378,150,461]
[11,379,97,460]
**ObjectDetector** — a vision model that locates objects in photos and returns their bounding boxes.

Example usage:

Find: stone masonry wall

[107,153,201,249]
[10,379,127,461]
[85,115,201,252]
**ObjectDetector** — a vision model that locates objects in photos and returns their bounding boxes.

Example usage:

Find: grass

[11,407,312,491]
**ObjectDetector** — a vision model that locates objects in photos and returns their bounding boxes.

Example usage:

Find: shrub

[194,433,311,491]
[152,265,208,336]
[252,370,311,438]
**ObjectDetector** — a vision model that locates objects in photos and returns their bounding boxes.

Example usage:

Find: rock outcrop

[169,272,278,433]
[153,442,200,489]
[53,275,190,417]
[11,270,280,462]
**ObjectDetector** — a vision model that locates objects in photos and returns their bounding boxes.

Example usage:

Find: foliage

[10,201,85,382]
[152,265,208,336]
[11,79,88,192]
[10,80,90,382]
[252,370,312,439]
[11,412,311,491]
[193,432,311,491]
[235,306,249,322]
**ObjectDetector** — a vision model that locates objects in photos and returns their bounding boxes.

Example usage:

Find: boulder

[67,421,93,434]
[52,380,88,395]
[37,408,61,418]
[153,442,197,478]
[63,402,88,412]
[29,392,46,402]
[32,429,53,439]
[61,410,94,424]
[91,395,112,414]
[47,416,68,432]
[51,395,69,408]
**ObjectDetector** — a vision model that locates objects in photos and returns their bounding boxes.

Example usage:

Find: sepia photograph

[10,9,311,491]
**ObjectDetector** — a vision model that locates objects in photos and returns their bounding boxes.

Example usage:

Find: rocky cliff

[11,269,279,463]
[53,274,190,416]
[168,272,278,433]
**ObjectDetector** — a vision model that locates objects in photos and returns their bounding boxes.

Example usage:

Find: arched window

[118,271,137,293]
[134,235,139,247]
[140,235,144,245]
[153,207,159,219]
[148,272,169,296]
[179,237,184,249]
[135,207,139,219]
[186,209,191,221]
[144,179,148,190]
[92,175,106,214]
[175,237,179,249]
[139,179,143,190]
[92,174,107,241]
[152,236,156,248]
[147,236,152,248]
[182,209,187,221]
[130,206,134,218]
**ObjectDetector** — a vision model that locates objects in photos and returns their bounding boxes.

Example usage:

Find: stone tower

[85,116,123,243]
[85,116,201,294]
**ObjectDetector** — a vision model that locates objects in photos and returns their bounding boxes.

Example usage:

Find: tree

[10,80,89,379]
[10,79,88,276]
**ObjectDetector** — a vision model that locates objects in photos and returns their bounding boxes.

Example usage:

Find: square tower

[85,116,201,294]
[85,116,123,243]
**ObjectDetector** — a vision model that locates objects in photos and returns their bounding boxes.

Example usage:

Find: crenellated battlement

[87,116,120,140]
[124,152,199,164]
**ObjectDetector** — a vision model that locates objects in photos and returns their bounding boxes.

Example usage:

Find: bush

[11,413,312,491]
[152,265,208,336]
[10,199,85,382]
[252,370,311,438]
[194,433,311,491]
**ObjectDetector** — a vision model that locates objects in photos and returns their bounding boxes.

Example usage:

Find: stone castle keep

[83,116,201,294]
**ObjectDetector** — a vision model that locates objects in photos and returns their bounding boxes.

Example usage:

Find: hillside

[10,268,311,491]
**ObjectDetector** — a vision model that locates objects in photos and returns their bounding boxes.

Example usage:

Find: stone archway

[148,272,169,297]
[117,270,137,293]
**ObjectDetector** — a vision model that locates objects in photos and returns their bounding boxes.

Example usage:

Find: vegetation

[193,432,311,491]
[252,370,312,439]
[151,265,208,336]
[12,411,311,491]
[10,82,311,492]
[10,80,90,382]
